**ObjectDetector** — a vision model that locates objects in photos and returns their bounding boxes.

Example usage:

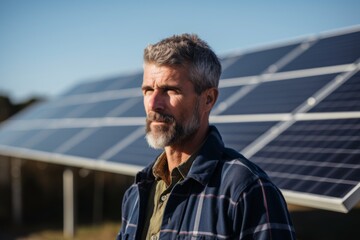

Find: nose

[146,90,164,112]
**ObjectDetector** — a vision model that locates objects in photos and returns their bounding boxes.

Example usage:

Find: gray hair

[143,33,222,94]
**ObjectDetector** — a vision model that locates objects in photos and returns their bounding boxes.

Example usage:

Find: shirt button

[161,195,167,202]
[151,235,158,240]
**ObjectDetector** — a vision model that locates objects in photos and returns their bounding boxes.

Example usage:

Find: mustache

[146,112,175,123]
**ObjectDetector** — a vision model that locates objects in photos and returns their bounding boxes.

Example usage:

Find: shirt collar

[186,125,224,186]
[152,152,168,181]
[152,138,204,182]
[137,125,225,186]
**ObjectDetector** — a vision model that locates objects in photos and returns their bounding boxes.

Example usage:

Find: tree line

[0,95,45,123]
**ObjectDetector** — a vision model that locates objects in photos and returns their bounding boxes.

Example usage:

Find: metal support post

[63,168,76,238]
[93,171,104,224]
[11,158,22,225]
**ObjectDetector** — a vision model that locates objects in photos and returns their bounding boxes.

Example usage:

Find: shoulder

[214,147,271,196]
[122,184,138,204]
[222,147,268,178]
[122,163,155,206]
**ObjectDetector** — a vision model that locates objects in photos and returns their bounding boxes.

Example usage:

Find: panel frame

[1,25,360,213]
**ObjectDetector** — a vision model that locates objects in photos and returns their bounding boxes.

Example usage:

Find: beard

[145,100,200,149]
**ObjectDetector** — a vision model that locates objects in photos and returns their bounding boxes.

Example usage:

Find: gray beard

[145,101,200,149]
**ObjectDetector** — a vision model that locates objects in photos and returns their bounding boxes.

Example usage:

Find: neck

[165,124,209,174]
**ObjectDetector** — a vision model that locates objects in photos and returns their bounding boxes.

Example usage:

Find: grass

[2,222,121,240]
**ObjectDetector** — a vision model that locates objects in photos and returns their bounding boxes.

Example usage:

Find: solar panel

[279,30,360,71]
[1,26,360,212]
[250,118,360,211]
[215,122,278,151]
[0,129,39,146]
[61,79,110,96]
[309,71,360,112]
[61,74,139,96]
[221,42,300,78]
[116,100,145,117]
[220,74,337,114]
[108,135,162,166]
[61,126,139,158]
[10,101,51,120]
[77,99,126,118]
[28,128,83,152]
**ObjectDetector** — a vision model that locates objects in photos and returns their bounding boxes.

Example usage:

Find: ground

[1,204,360,240]
[0,222,120,240]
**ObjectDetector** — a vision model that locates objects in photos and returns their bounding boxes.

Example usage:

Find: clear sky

[1,0,360,103]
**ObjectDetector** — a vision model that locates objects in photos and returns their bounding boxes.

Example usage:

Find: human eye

[165,87,180,95]
[142,86,153,96]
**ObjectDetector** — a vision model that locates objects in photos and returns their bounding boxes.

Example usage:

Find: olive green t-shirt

[141,152,195,240]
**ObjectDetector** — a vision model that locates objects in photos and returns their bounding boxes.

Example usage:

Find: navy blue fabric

[117,126,295,239]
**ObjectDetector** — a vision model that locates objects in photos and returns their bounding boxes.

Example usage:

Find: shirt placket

[151,172,181,240]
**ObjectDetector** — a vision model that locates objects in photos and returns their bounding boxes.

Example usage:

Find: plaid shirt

[117,126,296,240]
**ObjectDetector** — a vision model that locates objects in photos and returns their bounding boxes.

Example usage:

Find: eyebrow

[141,83,181,92]
[141,85,151,91]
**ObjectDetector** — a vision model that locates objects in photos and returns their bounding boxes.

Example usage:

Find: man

[117,34,295,239]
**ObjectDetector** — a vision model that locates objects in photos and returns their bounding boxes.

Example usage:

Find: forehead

[142,63,191,86]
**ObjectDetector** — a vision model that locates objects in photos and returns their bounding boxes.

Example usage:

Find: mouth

[150,121,167,126]
[147,112,175,124]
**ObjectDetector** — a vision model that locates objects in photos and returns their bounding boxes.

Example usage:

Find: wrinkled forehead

[142,63,192,86]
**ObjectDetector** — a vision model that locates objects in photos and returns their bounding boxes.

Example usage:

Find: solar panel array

[0,26,360,212]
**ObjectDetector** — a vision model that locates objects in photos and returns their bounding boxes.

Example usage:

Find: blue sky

[1,1,360,102]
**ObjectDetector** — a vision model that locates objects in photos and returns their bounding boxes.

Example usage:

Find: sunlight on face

[145,99,200,149]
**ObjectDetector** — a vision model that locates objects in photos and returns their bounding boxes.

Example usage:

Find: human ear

[204,88,218,110]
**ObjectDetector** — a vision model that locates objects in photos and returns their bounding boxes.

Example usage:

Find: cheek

[174,100,197,121]
[143,96,152,113]
[143,99,148,113]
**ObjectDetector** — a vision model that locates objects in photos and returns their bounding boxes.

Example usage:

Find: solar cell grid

[77,99,124,118]
[10,102,52,120]
[0,129,38,146]
[310,71,360,112]
[251,118,360,199]
[39,103,97,119]
[61,80,109,96]
[63,126,138,159]
[219,56,239,71]
[30,128,84,152]
[113,72,143,89]
[215,85,245,104]
[20,129,57,148]
[109,136,162,166]
[100,74,140,91]
[270,176,355,198]
[103,97,143,117]
[221,74,337,115]
[255,150,359,165]
[119,100,146,117]
[279,30,360,72]
[215,122,277,151]
[220,43,299,79]
[60,72,143,97]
